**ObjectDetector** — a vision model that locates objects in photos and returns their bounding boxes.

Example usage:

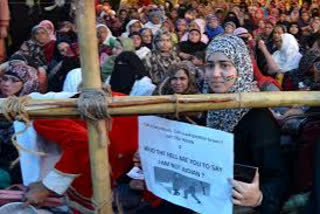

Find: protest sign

[139,116,234,214]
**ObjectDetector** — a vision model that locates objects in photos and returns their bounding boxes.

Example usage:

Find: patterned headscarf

[5,60,39,96]
[205,35,257,132]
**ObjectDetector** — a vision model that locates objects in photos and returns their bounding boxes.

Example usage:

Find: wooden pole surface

[75,1,113,213]
[1,91,320,118]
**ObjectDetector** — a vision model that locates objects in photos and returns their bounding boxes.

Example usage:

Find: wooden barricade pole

[75,0,113,213]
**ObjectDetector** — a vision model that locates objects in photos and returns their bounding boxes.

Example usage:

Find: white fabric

[144,21,162,35]
[96,24,115,46]
[43,170,77,195]
[136,46,151,60]
[121,20,144,38]
[62,68,82,92]
[15,92,77,186]
[130,77,156,96]
[272,33,302,72]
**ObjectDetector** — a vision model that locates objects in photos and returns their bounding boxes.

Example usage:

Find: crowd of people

[0,0,320,213]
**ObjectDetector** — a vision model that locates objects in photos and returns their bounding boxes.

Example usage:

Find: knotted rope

[172,94,181,119]
[1,96,46,157]
[77,87,112,147]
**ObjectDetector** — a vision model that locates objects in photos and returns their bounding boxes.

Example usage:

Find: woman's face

[58,42,74,57]
[176,20,187,32]
[205,52,237,93]
[34,28,50,45]
[264,23,274,36]
[208,19,219,28]
[151,15,161,24]
[170,10,178,20]
[0,74,23,96]
[170,69,189,93]
[141,30,153,44]
[97,26,108,43]
[131,35,142,48]
[224,25,235,34]
[258,20,265,28]
[189,30,201,43]
[130,22,142,34]
[301,12,310,22]
[273,26,284,42]
[158,34,172,53]
[311,19,320,32]
[289,24,299,35]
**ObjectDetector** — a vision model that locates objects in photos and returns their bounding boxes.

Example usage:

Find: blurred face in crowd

[273,26,284,42]
[34,28,50,45]
[170,9,178,20]
[176,20,187,32]
[170,69,189,94]
[279,14,287,22]
[158,34,172,53]
[301,12,310,22]
[130,21,142,34]
[57,42,75,57]
[131,35,142,48]
[141,29,153,44]
[264,23,274,36]
[258,20,265,29]
[311,19,320,32]
[97,26,108,44]
[0,74,23,97]
[205,52,237,93]
[151,14,161,24]
[208,19,219,29]
[189,30,201,43]
[224,24,235,34]
[289,24,299,35]
[119,10,128,20]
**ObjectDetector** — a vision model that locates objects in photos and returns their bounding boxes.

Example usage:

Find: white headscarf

[272,33,302,73]
[96,24,115,46]
[121,20,144,38]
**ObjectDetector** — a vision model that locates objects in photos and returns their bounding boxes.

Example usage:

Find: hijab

[205,35,257,132]
[205,15,224,40]
[96,24,116,46]
[4,60,39,96]
[181,19,209,44]
[110,51,147,95]
[121,20,144,38]
[272,33,302,72]
[178,29,207,54]
[39,20,56,41]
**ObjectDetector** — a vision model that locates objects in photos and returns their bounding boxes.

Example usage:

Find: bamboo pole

[1,91,320,118]
[75,1,113,213]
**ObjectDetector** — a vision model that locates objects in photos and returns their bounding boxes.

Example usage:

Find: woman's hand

[257,40,267,51]
[23,182,50,207]
[230,170,263,207]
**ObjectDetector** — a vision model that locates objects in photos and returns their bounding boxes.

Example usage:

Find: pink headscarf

[181,19,209,44]
[39,20,56,41]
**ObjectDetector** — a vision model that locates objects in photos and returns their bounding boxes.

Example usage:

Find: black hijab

[110,51,147,95]
[178,29,207,55]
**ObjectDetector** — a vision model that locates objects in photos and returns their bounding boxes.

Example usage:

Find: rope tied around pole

[1,96,46,163]
[172,94,181,119]
[77,87,112,147]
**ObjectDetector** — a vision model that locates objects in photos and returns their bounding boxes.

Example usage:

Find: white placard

[139,116,234,214]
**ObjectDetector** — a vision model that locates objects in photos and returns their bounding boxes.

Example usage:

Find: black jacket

[234,108,288,213]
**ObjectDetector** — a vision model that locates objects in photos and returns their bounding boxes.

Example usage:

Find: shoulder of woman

[239,108,279,128]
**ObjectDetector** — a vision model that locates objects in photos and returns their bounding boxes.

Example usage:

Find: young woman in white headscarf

[204,35,288,213]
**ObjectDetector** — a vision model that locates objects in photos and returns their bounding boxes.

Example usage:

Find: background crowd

[0,0,320,213]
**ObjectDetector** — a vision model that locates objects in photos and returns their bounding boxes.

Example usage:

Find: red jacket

[33,92,138,212]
